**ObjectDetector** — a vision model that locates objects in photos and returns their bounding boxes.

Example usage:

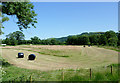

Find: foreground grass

[1,45,119,82]
[0,55,119,82]
[1,64,119,81]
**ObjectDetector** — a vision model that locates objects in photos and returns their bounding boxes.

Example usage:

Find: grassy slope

[0,45,119,81]
[2,45,118,71]
[1,61,119,81]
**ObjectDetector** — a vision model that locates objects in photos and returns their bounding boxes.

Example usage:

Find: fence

[60,65,113,81]
[7,65,115,82]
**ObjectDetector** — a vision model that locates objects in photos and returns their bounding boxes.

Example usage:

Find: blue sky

[2,2,118,40]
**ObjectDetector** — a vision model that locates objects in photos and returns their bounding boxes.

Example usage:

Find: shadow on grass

[1,59,11,67]
[53,54,69,57]
[16,56,24,59]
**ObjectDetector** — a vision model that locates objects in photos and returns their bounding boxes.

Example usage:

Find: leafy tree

[66,36,73,45]
[105,30,118,46]
[0,11,9,35]
[12,31,25,40]
[72,36,78,45]
[26,40,31,44]
[66,36,78,45]
[9,37,18,45]
[6,31,25,45]
[118,31,120,46]
[66,35,90,45]
[105,30,116,39]
[50,38,58,45]
[89,35,98,45]
[12,31,25,44]
[77,36,82,45]
[108,37,118,46]
[4,38,11,45]
[41,39,51,45]
[78,35,89,45]
[1,1,37,34]
[98,34,107,45]
[5,31,25,45]
[4,36,18,45]
[31,36,41,44]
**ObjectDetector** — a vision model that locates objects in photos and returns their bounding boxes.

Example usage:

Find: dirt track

[1,45,118,71]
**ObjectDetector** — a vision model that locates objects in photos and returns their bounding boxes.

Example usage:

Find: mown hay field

[1,45,118,71]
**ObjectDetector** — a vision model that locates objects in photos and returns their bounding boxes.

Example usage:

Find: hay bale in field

[18,53,24,58]
[28,54,36,60]
[88,45,90,47]
[83,45,85,47]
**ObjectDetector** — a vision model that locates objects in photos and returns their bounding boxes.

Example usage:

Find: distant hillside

[80,32,105,36]
[55,37,68,42]
[55,32,105,42]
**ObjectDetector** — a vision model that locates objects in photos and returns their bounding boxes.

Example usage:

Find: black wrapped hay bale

[88,45,90,47]
[83,45,85,47]
[18,53,24,58]
[28,54,36,60]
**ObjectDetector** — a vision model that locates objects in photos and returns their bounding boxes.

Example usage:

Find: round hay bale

[18,53,24,58]
[28,54,36,60]
[83,45,85,47]
[88,45,90,47]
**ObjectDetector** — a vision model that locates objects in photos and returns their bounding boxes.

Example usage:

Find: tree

[26,40,31,44]
[77,35,89,45]
[6,31,25,45]
[66,36,78,45]
[31,36,41,44]
[71,36,78,45]
[105,30,116,39]
[41,39,51,45]
[66,35,90,45]
[5,31,25,45]
[9,37,18,45]
[12,31,24,40]
[98,34,107,45]
[89,35,98,45]
[12,31,25,44]
[0,11,9,35]
[118,31,120,46]
[108,37,118,46]
[1,1,37,34]
[104,30,118,46]
[4,38,11,45]
[50,38,57,45]
[66,36,73,45]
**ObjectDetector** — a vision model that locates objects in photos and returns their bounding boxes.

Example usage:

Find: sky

[30,0,119,2]
[2,2,118,40]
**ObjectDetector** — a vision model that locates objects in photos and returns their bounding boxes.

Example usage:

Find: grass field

[0,45,119,81]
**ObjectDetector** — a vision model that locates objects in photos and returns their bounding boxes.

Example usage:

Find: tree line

[2,30,120,46]
[66,30,119,46]
[2,31,64,45]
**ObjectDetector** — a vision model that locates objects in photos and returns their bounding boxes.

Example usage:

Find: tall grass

[1,63,119,81]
